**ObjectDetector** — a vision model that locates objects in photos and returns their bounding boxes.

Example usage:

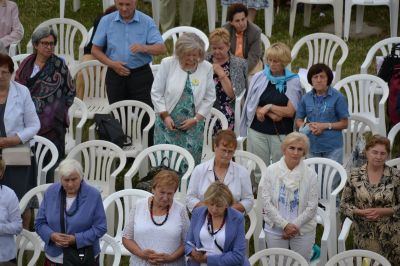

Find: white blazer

[151,56,216,118]
[3,81,40,143]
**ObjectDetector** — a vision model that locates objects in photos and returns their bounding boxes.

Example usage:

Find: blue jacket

[185,206,250,266]
[35,181,107,257]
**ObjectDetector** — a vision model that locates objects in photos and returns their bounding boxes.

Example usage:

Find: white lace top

[122,197,189,266]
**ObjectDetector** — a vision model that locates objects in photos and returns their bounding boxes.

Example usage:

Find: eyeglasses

[40,41,55,47]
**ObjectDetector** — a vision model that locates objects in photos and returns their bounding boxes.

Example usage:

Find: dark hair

[0,53,14,73]
[227,3,248,22]
[307,63,334,86]
[214,129,237,149]
[365,134,391,154]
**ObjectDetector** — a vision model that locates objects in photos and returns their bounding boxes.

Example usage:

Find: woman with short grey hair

[151,33,215,164]
[15,26,75,179]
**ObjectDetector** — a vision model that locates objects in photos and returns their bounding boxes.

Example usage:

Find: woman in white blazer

[151,33,215,165]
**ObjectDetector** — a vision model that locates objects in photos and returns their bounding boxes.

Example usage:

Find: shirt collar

[113,10,139,23]
[311,86,333,97]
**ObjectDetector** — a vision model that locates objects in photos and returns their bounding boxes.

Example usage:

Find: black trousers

[105,64,154,146]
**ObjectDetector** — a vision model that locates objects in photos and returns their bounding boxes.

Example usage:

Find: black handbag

[60,189,95,266]
[378,43,400,82]
[94,113,131,147]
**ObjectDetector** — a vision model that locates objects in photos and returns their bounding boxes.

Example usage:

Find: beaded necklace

[150,197,170,226]
[207,211,226,236]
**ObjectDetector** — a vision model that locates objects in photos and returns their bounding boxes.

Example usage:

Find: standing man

[92,0,166,106]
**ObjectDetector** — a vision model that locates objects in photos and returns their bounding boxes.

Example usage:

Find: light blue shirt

[92,10,164,69]
[296,87,349,153]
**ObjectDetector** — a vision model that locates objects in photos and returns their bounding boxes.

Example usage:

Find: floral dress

[212,60,235,133]
[154,73,205,165]
[340,164,400,265]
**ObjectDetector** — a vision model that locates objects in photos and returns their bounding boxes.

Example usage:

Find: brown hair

[0,53,14,73]
[152,170,180,192]
[209,28,230,46]
[204,182,234,207]
[307,63,334,86]
[281,132,309,156]
[214,129,237,149]
[365,134,391,154]
[227,3,248,22]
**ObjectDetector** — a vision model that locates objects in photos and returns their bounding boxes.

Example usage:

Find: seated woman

[207,28,247,132]
[340,135,400,265]
[186,129,253,213]
[0,159,23,265]
[151,33,215,165]
[0,0,24,53]
[223,3,262,75]
[262,132,318,262]
[239,42,302,182]
[35,159,107,265]
[122,170,190,265]
[185,182,249,266]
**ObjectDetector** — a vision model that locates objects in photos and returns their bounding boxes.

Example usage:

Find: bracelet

[193,116,198,123]
[328,123,332,130]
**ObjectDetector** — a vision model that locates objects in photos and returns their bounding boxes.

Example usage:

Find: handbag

[378,43,400,82]
[94,113,131,148]
[1,142,31,166]
[60,189,95,266]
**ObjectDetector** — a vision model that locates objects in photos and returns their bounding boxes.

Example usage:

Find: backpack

[94,113,131,147]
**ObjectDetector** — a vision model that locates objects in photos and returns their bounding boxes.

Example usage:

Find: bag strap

[390,43,400,56]
[60,190,66,234]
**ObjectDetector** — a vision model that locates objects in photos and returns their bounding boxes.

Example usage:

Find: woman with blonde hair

[240,42,303,181]
[207,28,247,131]
[262,132,318,262]
[185,182,249,266]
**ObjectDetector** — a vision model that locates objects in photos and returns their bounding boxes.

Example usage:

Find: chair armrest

[338,217,353,253]
[234,89,245,136]
[257,229,266,251]
[124,159,141,189]
[88,123,96,141]
[236,136,246,151]
[8,42,19,57]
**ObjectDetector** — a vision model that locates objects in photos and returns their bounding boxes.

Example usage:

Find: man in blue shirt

[91,0,166,105]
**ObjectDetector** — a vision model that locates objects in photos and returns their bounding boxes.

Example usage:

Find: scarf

[276,157,306,204]
[263,65,298,93]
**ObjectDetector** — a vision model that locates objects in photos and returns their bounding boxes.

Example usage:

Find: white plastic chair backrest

[66,140,127,197]
[161,26,209,52]
[325,249,391,266]
[290,33,349,85]
[105,100,155,148]
[19,183,52,213]
[124,144,195,194]
[27,18,88,65]
[388,122,400,151]
[16,229,42,266]
[386,158,400,169]
[102,189,153,241]
[245,208,257,256]
[202,108,229,161]
[11,53,30,80]
[85,27,94,47]
[32,135,59,185]
[67,97,88,146]
[100,234,122,266]
[260,33,271,54]
[360,37,400,74]
[249,247,309,266]
[343,114,379,160]
[70,60,108,101]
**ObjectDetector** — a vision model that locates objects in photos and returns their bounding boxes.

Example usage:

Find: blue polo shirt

[92,10,164,69]
[296,87,349,153]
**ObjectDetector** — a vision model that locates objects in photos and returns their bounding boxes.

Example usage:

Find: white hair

[57,159,83,180]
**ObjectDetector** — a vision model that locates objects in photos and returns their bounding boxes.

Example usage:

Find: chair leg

[343,1,352,41]
[333,0,343,37]
[289,0,297,37]
[72,0,80,12]
[265,2,273,37]
[390,0,399,37]
[60,0,65,17]
[355,5,364,34]
[206,0,216,32]
[221,4,228,26]
[303,3,312,27]
[151,0,160,27]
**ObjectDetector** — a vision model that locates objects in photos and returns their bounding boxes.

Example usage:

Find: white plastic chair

[65,97,88,155]
[202,108,229,162]
[100,234,122,266]
[102,0,114,11]
[11,53,30,80]
[16,229,42,266]
[388,122,400,151]
[89,100,155,159]
[344,0,399,41]
[102,189,153,256]
[151,0,160,28]
[290,33,349,86]
[289,0,343,37]
[221,0,274,37]
[27,18,88,67]
[245,208,257,257]
[249,247,309,266]
[161,26,209,52]
[326,249,391,266]
[386,158,400,169]
[32,135,59,185]
[124,144,195,204]
[304,157,347,258]
[335,74,389,136]
[360,37,400,74]
[343,114,378,166]
[70,60,109,119]
[63,140,127,198]
[59,0,80,17]
[260,33,271,53]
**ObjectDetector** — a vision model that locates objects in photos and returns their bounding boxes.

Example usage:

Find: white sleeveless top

[122,197,189,266]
